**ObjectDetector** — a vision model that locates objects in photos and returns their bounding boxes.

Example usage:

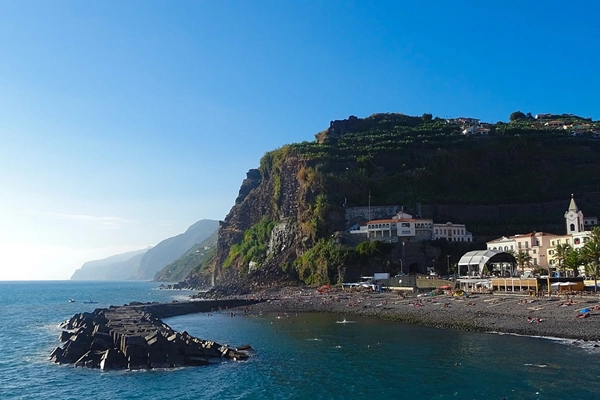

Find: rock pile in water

[49,302,253,370]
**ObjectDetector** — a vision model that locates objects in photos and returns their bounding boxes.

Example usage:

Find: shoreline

[227,286,600,342]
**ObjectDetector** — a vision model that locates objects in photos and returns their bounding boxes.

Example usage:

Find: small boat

[83,299,98,304]
[68,299,75,303]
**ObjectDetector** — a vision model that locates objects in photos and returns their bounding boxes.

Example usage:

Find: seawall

[49,299,261,370]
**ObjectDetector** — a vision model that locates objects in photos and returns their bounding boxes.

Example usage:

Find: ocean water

[1,281,599,400]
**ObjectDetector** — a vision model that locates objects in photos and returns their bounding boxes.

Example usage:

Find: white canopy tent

[458,249,517,277]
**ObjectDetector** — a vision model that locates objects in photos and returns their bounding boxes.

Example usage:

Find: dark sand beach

[237,287,600,342]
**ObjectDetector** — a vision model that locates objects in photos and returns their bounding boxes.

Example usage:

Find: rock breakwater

[49,299,259,370]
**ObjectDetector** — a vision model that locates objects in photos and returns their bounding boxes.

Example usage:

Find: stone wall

[345,205,401,223]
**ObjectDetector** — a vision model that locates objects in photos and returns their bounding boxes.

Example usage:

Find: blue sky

[1,1,598,279]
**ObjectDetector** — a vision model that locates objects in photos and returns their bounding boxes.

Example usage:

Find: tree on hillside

[422,113,433,122]
[509,111,527,121]
[514,250,532,275]
[581,227,600,292]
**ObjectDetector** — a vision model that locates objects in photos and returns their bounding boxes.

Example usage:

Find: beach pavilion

[457,249,517,277]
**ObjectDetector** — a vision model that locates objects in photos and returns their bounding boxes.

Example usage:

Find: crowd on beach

[231,285,600,342]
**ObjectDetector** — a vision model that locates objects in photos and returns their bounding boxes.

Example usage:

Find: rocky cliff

[195,113,600,292]
[211,154,326,292]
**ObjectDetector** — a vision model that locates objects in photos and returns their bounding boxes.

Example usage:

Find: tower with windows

[564,194,584,234]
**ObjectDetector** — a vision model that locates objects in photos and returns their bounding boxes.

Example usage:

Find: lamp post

[446,254,451,273]
[401,241,406,274]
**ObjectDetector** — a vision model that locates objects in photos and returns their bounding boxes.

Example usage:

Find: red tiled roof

[367,219,397,224]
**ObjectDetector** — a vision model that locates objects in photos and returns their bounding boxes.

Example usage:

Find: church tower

[564,194,584,234]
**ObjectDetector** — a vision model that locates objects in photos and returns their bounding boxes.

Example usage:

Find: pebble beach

[241,287,600,342]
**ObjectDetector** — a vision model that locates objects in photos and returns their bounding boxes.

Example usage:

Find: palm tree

[581,227,600,292]
[514,250,532,276]
[562,247,582,277]
[554,243,572,276]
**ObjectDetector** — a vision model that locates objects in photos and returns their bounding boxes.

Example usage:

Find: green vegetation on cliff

[223,217,276,271]
[154,232,217,282]
[209,112,600,288]
[289,113,600,209]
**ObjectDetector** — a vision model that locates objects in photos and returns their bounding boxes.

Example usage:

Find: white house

[350,210,471,243]
[433,222,473,242]
[487,236,515,252]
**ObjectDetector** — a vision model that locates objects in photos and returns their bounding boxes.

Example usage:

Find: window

[534,258,538,265]
[570,223,575,231]
[533,249,537,254]
[401,223,410,228]
[574,238,581,245]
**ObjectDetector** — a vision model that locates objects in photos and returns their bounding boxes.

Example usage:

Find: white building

[433,222,473,242]
[487,195,597,272]
[350,211,471,243]
[486,236,515,253]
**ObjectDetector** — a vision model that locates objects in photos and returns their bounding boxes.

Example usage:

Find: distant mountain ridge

[133,219,219,280]
[70,219,219,281]
[70,248,151,280]
[154,231,217,282]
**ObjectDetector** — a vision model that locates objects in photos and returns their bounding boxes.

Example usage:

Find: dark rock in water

[50,299,259,371]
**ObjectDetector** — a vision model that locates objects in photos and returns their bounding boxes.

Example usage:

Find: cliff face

[203,113,600,290]
[213,154,318,287]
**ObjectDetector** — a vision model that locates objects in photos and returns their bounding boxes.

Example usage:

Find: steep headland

[71,248,150,280]
[183,113,600,292]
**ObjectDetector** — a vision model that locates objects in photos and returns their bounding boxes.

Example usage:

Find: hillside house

[350,211,470,243]
[434,222,473,242]
[462,126,490,135]
[545,120,565,128]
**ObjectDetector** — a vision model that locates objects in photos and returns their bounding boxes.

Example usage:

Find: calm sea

[1,281,599,399]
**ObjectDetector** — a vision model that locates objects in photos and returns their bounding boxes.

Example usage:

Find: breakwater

[49,299,259,370]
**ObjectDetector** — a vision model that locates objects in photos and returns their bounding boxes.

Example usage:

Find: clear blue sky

[1,1,598,279]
